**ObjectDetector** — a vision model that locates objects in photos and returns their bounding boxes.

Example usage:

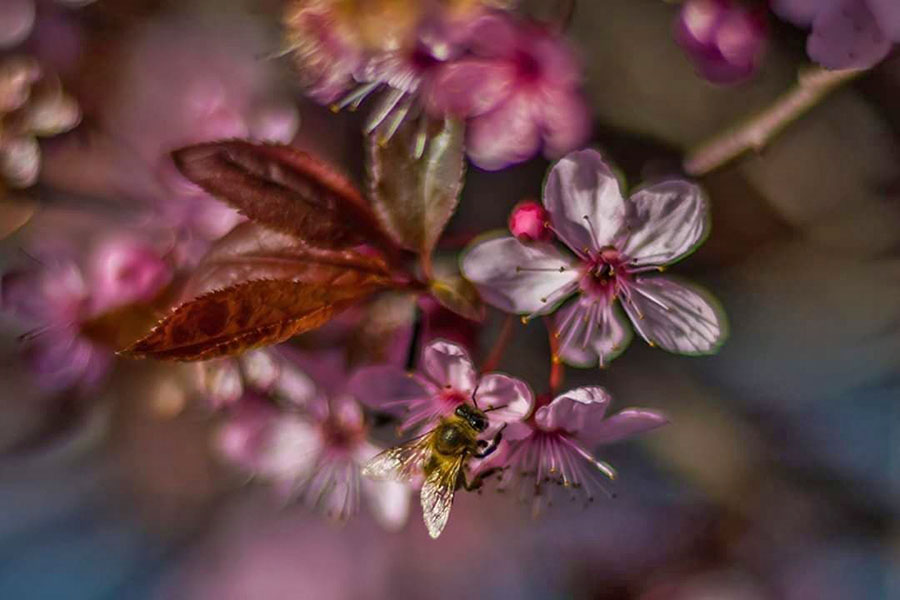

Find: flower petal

[620,180,709,266]
[535,386,612,434]
[770,0,826,27]
[422,340,477,392]
[461,235,578,315]
[474,373,533,423]
[345,365,432,415]
[807,0,892,69]
[868,0,900,40]
[466,93,541,171]
[257,416,322,482]
[579,408,669,446]
[362,476,411,531]
[622,276,727,355]
[425,59,516,117]
[539,87,592,160]
[543,149,627,255]
[554,299,633,368]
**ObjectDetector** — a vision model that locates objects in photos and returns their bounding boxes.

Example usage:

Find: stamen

[582,215,601,252]
[331,81,379,112]
[376,96,414,145]
[633,286,671,311]
[364,87,406,134]
[515,265,568,273]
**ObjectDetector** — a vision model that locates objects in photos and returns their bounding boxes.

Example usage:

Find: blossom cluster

[0,0,753,540]
[284,0,590,170]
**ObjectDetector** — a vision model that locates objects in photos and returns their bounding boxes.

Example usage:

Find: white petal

[535,386,613,434]
[474,373,533,423]
[543,149,627,255]
[461,235,578,315]
[422,340,477,392]
[257,417,322,482]
[554,298,633,368]
[620,180,710,266]
[621,277,727,355]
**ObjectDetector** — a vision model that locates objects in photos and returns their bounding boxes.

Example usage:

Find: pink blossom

[462,149,726,367]
[424,13,591,170]
[348,339,532,433]
[675,0,768,84]
[215,387,410,529]
[508,200,552,242]
[196,348,283,410]
[478,387,667,511]
[0,237,170,390]
[772,0,900,69]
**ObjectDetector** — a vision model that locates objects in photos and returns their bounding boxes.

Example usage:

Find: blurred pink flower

[675,0,768,84]
[196,348,283,410]
[479,387,667,511]
[216,389,410,529]
[349,339,532,432]
[425,13,591,170]
[462,149,726,368]
[772,0,900,69]
[0,236,170,390]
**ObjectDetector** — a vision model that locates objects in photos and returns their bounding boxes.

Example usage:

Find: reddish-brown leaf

[183,222,392,299]
[124,278,387,361]
[173,141,390,249]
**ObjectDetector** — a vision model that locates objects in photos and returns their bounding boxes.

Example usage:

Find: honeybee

[363,403,505,538]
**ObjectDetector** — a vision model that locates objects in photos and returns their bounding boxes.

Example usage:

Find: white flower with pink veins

[462,149,727,368]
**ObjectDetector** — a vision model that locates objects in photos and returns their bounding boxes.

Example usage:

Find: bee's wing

[362,434,433,482]
[420,455,464,539]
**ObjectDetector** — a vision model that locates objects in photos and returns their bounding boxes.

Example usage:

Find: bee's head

[454,403,488,432]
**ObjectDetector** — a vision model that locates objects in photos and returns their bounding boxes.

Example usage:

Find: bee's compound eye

[454,405,466,417]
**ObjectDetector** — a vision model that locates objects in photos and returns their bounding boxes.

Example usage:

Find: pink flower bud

[508,200,552,242]
[675,0,768,85]
[88,238,171,313]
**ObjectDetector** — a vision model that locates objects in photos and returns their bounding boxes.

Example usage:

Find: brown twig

[683,66,864,177]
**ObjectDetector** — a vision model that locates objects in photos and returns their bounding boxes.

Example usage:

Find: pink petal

[422,340,477,392]
[867,0,900,40]
[543,149,627,255]
[273,362,318,409]
[500,421,535,442]
[0,0,35,49]
[87,237,171,314]
[620,180,709,267]
[257,416,322,482]
[474,373,533,423]
[808,0,892,69]
[771,0,830,27]
[215,403,276,470]
[424,59,516,117]
[535,386,613,434]
[199,359,244,409]
[529,29,583,88]
[555,299,633,367]
[468,13,519,58]
[345,365,432,415]
[461,235,579,315]
[539,87,592,160]
[579,408,669,446]
[466,93,541,171]
[622,276,727,355]
[361,473,411,531]
[239,348,281,391]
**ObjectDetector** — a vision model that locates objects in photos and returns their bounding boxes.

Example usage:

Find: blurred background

[0,0,897,598]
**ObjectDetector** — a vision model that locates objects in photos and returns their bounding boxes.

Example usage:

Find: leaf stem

[683,66,864,177]
[545,317,564,396]
[481,314,516,373]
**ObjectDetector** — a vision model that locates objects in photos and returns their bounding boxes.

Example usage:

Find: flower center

[580,247,628,299]
[515,50,542,82]
[438,386,469,409]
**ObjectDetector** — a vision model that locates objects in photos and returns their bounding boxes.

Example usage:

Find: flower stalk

[683,66,864,176]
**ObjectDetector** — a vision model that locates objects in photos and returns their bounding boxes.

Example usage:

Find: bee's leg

[473,424,506,459]
[460,467,504,492]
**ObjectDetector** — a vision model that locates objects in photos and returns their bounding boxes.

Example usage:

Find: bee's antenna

[483,404,509,413]
[471,383,481,409]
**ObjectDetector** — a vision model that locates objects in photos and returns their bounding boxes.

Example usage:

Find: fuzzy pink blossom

[772,0,900,69]
[478,387,667,511]
[216,386,410,529]
[508,200,552,242]
[349,339,532,433]
[0,235,170,390]
[462,149,726,368]
[675,0,768,84]
[425,13,591,170]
